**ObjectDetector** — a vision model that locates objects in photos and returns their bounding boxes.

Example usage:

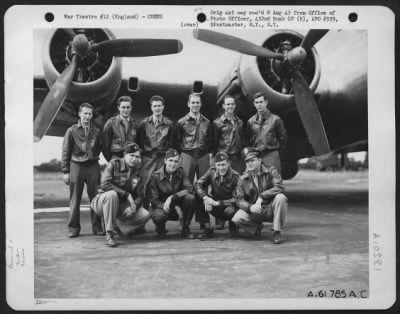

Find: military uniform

[194,164,240,229]
[102,115,138,161]
[176,113,212,183]
[61,120,103,236]
[136,115,175,205]
[149,162,195,236]
[91,157,150,237]
[246,110,287,173]
[233,159,288,238]
[212,114,245,173]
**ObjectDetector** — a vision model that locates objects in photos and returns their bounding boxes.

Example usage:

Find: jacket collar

[154,165,181,181]
[256,110,271,121]
[77,120,92,129]
[119,158,139,173]
[221,114,238,123]
[186,112,206,122]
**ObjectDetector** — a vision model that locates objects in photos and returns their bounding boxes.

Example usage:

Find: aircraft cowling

[42,28,122,108]
[237,30,321,114]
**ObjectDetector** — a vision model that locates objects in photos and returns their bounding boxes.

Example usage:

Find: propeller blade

[62,28,76,38]
[92,39,183,57]
[193,29,284,60]
[292,68,330,155]
[300,29,329,50]
[33,55,79,142]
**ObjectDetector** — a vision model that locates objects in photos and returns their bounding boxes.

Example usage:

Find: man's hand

[63,173,70,185]
[122,206,135,218]
[163,195,173,213]
[250,198,263,214]
[127,194,136,212]
[203,196,220,207]
[205,204,213,213]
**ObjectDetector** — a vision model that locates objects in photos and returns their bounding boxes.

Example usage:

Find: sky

[33,28,366,165]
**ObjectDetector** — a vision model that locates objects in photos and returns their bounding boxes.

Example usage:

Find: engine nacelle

[237,30,321,114]
[42,28,122,108]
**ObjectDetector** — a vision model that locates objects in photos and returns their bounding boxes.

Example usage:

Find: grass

[34,172,89,208]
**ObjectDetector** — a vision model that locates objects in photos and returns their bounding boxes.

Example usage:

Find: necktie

[84,126,89,137]
[123,120,129,133]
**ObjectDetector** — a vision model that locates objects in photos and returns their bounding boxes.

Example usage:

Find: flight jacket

[149,166,193,210]
[61,120,101,173]
[194,166,240,207]
[235,163,284,212]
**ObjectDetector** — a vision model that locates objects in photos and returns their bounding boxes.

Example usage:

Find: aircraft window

[193,81,203,93]
[128,77,139,91]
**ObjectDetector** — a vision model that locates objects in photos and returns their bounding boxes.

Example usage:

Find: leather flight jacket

[212,114,245,157]
[235,163,284,212]
[246,110,288,154]
[61,121,101,173]
[102,115,138,161]
[98,158,144,208]
[149,166,193,210]
[194,166,240,207]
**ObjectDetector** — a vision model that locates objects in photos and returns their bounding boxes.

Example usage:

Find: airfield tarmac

[34,170,369,300]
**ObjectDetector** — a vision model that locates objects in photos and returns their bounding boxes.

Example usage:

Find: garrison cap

[124,143,141,154]
[165,148,180,159]
[242,147,261,162]
[215,152,229,163]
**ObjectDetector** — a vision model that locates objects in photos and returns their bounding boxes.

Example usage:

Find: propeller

[292,68,330,155]
[193,29,284,60]
[300,29,329,50]
[33,55,79,142]
[34,31,183,141]
[193,28,330,155]
[92,39,183,57]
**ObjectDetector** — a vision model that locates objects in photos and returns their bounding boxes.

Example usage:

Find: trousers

[196,204,237,224]
[141,155,165,208]
[91,190,151,235]
[181,152,210,183]
[150,192,195,228]
[232,193,288,235]
[68,161,102,234]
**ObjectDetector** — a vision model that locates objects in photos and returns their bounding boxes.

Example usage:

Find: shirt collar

[77,120,91,129]
[152,115,163,124]
[221,114,237,123]
[213,167,232,181]
[187,112,203,121]
[256,110,271,121]
[119,115,131,122]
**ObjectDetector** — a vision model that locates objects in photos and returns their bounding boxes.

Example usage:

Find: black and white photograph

[4,5,396,310]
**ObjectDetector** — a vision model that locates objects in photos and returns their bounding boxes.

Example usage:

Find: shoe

[156,225,168,239]
[106,232,118,247]
[114,226,125,238]
[254,223,264,238]
[272,231,282,244]
[69,232,79,238]
[197,227,214,239]
[181,227,195,239]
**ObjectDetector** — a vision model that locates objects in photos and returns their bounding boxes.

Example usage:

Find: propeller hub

[72,34,90,57]
[286,47,307,67]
